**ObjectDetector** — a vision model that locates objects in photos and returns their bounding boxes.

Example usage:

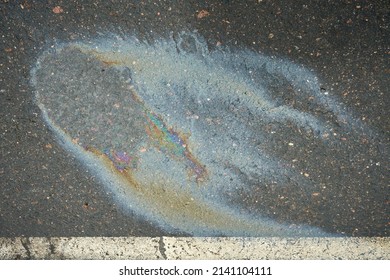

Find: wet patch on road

[30,32,386,236]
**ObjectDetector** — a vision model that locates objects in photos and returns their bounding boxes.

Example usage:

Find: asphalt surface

[0,0,389,237]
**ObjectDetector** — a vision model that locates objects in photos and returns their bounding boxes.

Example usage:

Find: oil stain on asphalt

[30,31,386,236]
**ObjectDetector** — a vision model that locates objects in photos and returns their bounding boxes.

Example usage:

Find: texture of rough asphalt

[0,1,389,237]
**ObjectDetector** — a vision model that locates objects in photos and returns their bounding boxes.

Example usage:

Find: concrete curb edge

[1,237,389,260]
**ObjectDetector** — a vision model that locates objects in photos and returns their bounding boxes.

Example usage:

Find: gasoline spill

[30,32,384,236]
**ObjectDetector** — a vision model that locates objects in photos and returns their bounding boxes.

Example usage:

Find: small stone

[52,6,64,14]
[197,10,210,19]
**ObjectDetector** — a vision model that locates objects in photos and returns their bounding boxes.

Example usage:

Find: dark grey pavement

[0,1,389,238]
